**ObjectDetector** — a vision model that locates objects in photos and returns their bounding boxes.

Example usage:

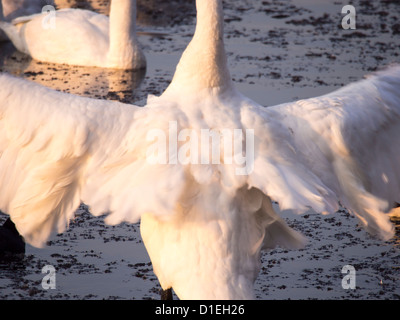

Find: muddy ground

[0,0,399,300]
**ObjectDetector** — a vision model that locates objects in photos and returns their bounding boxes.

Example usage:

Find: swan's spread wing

[81,97,187,228]
[0,75,185,247]
[3,0,53,21]
[244,66,400,240]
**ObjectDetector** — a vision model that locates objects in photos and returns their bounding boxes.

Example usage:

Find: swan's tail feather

[256,194,307,251]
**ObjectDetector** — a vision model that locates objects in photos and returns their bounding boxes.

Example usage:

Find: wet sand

[0,0,399,300]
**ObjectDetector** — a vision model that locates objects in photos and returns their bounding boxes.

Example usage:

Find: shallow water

[0,0,399,300]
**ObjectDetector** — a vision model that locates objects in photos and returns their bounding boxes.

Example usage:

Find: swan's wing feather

[0,74,185,247]
[11,14,40,25]
[80,98,187,226]
[0,9,109,65]
[25,9,109,64]
[244,65,400,240]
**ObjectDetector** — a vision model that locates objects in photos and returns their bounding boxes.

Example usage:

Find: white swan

[0,0,54,41]
[0,0,146,69]
[0,0,399,299]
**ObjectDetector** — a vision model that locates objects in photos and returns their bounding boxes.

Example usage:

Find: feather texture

[0,0,399,300]
[250,67,400,240]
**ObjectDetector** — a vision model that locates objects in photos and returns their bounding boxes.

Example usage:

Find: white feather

[254,67,400,240]
[0,0,145,69]
[0,0,54,41]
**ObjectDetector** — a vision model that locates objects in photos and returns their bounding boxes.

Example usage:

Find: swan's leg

[160,288,173,300]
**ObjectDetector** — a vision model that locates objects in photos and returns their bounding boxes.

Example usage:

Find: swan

[0,0,54,41]
[0,0,399,299]
[0,0,146,69]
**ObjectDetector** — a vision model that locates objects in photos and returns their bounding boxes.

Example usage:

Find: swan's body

[0,0,399,299]
[0,0,145,69]
[0,0,54,41]
[0,218,25,256]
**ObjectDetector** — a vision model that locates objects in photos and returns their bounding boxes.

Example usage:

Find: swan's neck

[107,0,145,69]
[165,0,232,94]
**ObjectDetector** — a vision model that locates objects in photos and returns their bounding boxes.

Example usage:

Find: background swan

[0,0,146,69]
[0,0,54,41]
[0,0,399,299]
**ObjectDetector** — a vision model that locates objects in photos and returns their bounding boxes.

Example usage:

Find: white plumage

[0,0,145,69]
[0,0,399,299]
